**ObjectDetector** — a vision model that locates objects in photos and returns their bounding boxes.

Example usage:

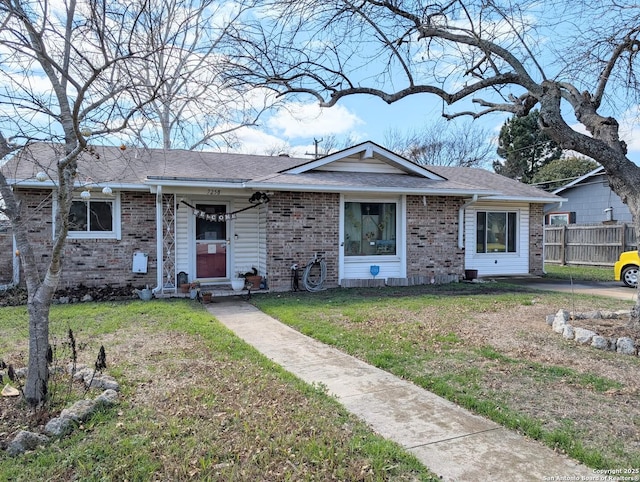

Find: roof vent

[278,153,290,157]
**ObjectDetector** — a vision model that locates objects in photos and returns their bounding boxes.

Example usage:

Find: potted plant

[189,281,200,299]
[230,277,245,291]
[201,291,212,303]
[240,267,262,289]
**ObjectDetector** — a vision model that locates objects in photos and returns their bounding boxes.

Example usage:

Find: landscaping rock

[44,415,75,437]
[552,310,569,333]
[87,374,119,391]
[572,311,601,320]
[94,389,119,406]
[591,336,609,350]
[616,337,636,355]
[562,325,575,340]
[61,399,96,422]
[545,314,555,326]
[574,328,597,345]
[6,430,49,456]
[607,337,618,351]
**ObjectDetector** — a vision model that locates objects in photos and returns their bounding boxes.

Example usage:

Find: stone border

[3,363,120,456]
[546,310,638,356]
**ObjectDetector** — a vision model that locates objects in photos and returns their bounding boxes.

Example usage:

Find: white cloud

[266,102,363,139]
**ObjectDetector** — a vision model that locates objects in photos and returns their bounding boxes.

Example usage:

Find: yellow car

[614,250,639,288]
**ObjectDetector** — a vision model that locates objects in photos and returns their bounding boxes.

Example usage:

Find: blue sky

[234,91,640,168]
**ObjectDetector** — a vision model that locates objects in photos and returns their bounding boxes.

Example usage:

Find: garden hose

[302,255,327,292]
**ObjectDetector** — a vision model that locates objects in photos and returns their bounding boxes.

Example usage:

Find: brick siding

[12,189,156,289]
[266,191,340,291]
[406,195,465,278]
[529,203,544,275]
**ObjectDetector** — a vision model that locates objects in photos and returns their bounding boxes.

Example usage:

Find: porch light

[80,190,91,200]
[36,171,47,182]
[102,186,113,195]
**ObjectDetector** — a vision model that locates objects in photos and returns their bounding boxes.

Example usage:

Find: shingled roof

[1,142,563,203]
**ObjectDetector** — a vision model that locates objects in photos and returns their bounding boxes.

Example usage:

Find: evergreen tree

[531,156,599,191]
[493,111,563,182]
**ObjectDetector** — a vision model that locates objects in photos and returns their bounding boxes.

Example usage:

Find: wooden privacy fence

[544,224,637,266]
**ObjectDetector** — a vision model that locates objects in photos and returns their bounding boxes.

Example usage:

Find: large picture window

[476,211,517,253]
[344,202,396,256]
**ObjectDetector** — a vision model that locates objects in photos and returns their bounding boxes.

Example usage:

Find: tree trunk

[24,295,50,406]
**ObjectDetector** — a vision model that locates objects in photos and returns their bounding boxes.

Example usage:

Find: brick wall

[0,222,13,284]
[406,195,465,278]
[266,191,340,291]
[13,188,156,288]
[529,203,544,275]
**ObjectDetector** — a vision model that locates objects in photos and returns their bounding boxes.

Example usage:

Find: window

[476,211,517,253]
[64,193,120,239]
[546,212,575,225]
[344,202,396,256]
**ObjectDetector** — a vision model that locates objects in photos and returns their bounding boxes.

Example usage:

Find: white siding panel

[464,202,530,276]
[232,199,262,278]
[316,157,406,174]
[175,202,190,276]
[343,258,402,280]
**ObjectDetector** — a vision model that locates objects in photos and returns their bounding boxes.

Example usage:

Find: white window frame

[476,210,518,254]
[547,212,569,226]
[343,200,399,258]
[53,191,121,240]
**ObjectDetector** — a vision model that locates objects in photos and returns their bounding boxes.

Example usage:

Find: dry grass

[253,283,640,469]
[0,300,434,481]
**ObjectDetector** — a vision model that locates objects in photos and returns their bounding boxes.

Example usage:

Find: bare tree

[384,119,494,167]
[0,0,165,406]
[230,0,640,324]
[124,0,276,151]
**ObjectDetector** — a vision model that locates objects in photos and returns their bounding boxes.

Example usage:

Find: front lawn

[544,263,614,282]
[0,300,435,481]
[252,283,640,470]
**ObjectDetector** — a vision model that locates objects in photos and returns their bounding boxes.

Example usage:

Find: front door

[195,203,228,279]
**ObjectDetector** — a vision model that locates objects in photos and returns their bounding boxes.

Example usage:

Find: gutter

[0,234,20,291]
[458,195,478,249]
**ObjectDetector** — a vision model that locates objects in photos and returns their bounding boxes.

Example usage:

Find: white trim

[552,166,604,194]
[340,194,404,280]
[283,141,446,180]
[154,186,164,294]
[54,192,122,240]
[245,181,496,197]
[458,195,478,249]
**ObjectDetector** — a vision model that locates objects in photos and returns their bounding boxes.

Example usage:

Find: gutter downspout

[0,234,20,290]
[153,185,163,295]
[458,195,478,249]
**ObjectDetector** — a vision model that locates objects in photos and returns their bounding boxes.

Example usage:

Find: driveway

[499,276,638,302]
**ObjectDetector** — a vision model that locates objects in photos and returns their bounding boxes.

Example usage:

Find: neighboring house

[1,141,563,292]
[544,166,633,225]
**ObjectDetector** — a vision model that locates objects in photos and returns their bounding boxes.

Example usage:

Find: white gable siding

[464,202,530,276]
[315,157,408,174]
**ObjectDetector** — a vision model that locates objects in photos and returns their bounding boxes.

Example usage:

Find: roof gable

[552,166,605,194]
[282,141,446,180]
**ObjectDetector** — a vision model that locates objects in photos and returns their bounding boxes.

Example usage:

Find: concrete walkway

[207,301,595,482]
